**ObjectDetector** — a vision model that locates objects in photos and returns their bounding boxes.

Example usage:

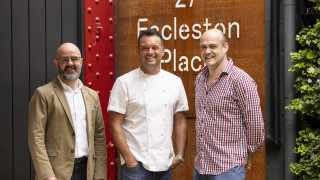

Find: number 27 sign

[175,0,194,8]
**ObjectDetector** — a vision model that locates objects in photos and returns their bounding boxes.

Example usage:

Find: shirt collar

[57,75,83,93]
[224,58,234,74]
[200,58,234,80]
[138,67,163,78]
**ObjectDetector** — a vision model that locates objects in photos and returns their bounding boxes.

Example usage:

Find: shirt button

[70,149,74,153]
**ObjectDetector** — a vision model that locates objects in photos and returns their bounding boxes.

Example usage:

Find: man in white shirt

[28,43,106,180]
[108,29,189,180]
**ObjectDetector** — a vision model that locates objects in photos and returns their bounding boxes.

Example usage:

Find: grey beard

[58,69,80,81]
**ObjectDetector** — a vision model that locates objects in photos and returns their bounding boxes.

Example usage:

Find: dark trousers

[71,157,87,180]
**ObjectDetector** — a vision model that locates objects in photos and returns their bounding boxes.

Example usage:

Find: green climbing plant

[287,0,320,179]
[289,128,320,179]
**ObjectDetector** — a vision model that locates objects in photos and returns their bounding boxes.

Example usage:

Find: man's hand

[45,177,57,180]
[172,112,187,169]
[109,111,138,169]
[125,156,139,168]
[246,153,253,170]
[171,154,184,169]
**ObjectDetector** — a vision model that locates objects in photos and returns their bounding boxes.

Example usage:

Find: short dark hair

[138,28,164,47]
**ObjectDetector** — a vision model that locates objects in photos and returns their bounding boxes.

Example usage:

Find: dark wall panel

[0,0,82,179]
[29,1,47,179]
[30,0,46,92]
[12,0,30,179]
[0,0,13,178]
[46,0,62,81]
[62,0,78,44]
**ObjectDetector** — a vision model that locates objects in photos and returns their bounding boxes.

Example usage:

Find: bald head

[199,28,229,69]
[55,42,81,59]
[201,29,227,44]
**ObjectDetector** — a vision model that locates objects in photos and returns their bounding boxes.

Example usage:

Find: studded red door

[83,0,117,179]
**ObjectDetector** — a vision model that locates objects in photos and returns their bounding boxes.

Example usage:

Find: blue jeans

[193,166,245,180]
[121,162,172,180]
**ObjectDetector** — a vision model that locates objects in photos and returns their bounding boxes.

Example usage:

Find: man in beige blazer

[28,43,106,180]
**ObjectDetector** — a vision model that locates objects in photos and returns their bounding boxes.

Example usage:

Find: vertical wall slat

[30,0,46,92]
[62,0,78,44]
[12,0,30,179]
[46,0,61,80]
[0,0,13,178]
[29,1,46,178]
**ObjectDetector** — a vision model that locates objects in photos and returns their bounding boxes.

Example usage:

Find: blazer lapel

[52,78,75,130]
[81,87,93,139]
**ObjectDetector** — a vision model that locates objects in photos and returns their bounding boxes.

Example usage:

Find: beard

[58,65,81,81]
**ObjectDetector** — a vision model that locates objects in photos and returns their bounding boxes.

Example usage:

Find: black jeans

[71,157,87,180]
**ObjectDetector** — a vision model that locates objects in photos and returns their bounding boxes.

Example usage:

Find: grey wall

[265,0,307,180]
[0,0,82,179]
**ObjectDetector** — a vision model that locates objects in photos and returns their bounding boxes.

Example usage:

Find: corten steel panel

[116,0,266,180]
[0,0,13,179]
[83,0,116,179]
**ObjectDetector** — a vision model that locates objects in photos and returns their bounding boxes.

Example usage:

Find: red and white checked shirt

[195,59,265,175]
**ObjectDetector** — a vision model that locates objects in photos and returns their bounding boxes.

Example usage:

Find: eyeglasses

[58,56,82,63]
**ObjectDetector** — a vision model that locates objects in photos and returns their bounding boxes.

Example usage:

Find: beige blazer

[28,78,106,180]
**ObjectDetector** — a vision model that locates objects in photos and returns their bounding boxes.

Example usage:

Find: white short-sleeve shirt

[107,68,189,171]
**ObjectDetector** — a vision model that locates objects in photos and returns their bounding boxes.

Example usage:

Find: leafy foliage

[290,129,320,180]
[287,1,320,120]
[288,0,320,179]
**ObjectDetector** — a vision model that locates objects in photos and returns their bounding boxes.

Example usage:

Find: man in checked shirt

[193,28,265,180]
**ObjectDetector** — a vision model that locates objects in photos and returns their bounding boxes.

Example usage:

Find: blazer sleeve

[28,89,56,180]
[94,94,107,179]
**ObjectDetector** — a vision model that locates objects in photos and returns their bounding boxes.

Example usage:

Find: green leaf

[306,50,317,60]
